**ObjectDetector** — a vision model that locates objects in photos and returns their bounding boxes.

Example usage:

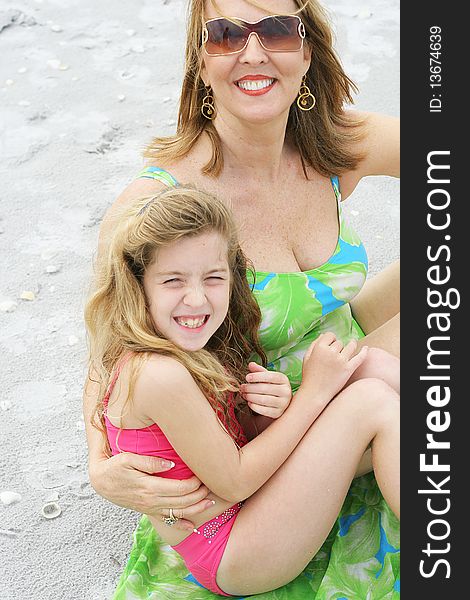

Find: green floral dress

[112,168,400,599]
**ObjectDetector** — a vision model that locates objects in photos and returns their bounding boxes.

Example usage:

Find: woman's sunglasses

[202,15,306,56]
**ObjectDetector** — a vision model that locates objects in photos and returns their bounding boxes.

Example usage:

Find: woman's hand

[240,362,292,419]
[88,452,213,532]
[301,333,368,402]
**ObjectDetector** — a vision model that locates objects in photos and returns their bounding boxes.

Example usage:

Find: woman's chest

[224,180,340,273]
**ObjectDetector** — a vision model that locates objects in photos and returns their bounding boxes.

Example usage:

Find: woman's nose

[239,32,269,64]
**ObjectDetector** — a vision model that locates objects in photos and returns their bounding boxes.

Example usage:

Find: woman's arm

[340,111,400,200]
[138,337,367,505]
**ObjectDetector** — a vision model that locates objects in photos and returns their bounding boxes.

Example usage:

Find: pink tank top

[103,353,247,479]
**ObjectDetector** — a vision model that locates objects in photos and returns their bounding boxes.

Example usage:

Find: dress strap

[136,166,179,187]
[330,175,342,204]
[103,352,134,409]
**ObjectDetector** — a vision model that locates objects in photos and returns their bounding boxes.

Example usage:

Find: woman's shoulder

[97,160,186,258]
[97,174,167,255]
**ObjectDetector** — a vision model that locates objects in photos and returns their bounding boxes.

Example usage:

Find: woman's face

[201,0,311,125]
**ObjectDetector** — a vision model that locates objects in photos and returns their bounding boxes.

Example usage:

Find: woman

[84,0,400,597]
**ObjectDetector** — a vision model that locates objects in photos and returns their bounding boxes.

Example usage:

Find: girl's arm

[138,336,367,504]
[236,409,276,441]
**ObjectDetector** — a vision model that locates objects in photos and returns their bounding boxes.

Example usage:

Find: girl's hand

[301,333,368,402]
[88,452,213,532]
[240,362,292,418]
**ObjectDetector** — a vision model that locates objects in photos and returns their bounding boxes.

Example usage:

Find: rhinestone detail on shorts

[195,502,243,544]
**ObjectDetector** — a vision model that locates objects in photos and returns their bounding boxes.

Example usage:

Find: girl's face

[143,231,231,352]
[201,0,311,124]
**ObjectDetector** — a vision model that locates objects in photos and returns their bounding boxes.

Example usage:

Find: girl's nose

[183,286,207,307]
[239,32,269,64]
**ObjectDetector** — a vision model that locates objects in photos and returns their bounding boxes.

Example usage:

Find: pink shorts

[172,502,243,596]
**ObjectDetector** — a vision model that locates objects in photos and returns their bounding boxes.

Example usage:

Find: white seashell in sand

[18,67,27,74]
[18,100,31,107]
[0,300,17,313]
[117,94,126,102]
[68,335,79,346]
[51,24,63,33]
[45,265,59,274]
[6,79,14,86]
[0,491,22,505]
[20,291,35,301]
[126,29,136,37]
[41,502,62,519]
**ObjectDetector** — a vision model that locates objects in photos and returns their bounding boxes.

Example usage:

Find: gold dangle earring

[296,75,316,111]
[201,85,216,120]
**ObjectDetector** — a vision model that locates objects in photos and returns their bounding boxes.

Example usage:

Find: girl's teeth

[237,78,274,91]
[176,317,206,328]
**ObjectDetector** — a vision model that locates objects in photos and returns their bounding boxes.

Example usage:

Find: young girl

[85,186,399,597]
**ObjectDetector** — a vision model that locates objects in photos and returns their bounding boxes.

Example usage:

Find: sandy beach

[0,1,399,598]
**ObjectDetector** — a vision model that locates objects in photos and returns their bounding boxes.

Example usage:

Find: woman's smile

[235,75,277,96]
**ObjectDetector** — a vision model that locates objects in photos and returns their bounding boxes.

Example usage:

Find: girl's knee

[340,379,399,433]
[363,347,397,372]
[350,347,400,393]
[343,378,399,409]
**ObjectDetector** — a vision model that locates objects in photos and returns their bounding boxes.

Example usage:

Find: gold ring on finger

[162,507,179,527]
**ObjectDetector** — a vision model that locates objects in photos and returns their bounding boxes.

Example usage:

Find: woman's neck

[213,110,291,181]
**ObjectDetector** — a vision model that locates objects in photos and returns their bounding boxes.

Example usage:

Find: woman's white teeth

[237,78,274,91]
[176,316,206,328]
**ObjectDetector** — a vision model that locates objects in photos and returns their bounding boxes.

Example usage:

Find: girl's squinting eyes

[160,274,227,285]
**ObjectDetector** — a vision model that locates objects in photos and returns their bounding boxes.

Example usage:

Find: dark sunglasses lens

[205,19,247,54]
[257,16,302,51]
